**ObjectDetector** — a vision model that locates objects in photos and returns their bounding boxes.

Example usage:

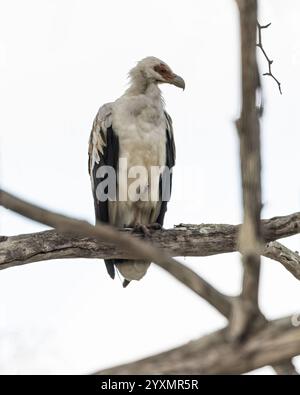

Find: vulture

[88,57,185,287]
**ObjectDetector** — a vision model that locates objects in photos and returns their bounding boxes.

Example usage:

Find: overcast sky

[0,0,299,374]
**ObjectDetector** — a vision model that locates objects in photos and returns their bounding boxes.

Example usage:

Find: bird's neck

[125,78,163,104]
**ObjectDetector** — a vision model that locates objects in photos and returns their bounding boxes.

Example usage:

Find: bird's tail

[105,259,150,287]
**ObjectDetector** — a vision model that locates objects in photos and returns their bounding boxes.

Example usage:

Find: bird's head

[129,57,185,90]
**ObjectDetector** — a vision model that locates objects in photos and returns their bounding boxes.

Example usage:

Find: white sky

[0,0,299,374]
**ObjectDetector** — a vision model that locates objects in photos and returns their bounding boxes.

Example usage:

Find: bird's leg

[146,223,162,230]
[131,223,162,238]
[132,223,151,238]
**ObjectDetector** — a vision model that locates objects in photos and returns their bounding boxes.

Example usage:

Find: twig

[257,21,282,94]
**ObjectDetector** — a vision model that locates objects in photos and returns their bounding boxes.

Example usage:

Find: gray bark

[96,316,300,375]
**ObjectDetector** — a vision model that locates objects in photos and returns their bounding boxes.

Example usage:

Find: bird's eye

[154,65,166,74]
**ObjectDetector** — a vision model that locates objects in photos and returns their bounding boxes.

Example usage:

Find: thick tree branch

[95,316,300,375]
[1,213,300,279]
[264,241,300,280]
[235,0,262,339]
[232,1,295,375]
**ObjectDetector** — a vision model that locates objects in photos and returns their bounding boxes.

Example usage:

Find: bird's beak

[171,74,185,90]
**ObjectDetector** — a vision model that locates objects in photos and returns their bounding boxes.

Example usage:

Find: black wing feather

[156,112,176,226]
[90,126,119,279]
[92,126,119,223]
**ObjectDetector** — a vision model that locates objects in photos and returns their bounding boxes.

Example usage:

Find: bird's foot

[132,223,151,238]
[146,223,162,230]
[131,223,162,238]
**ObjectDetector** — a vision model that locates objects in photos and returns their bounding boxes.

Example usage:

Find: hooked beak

[171,74,185,90]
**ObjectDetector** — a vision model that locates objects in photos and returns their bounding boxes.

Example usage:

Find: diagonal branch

[156,258,232,318]
[0,189,231,318]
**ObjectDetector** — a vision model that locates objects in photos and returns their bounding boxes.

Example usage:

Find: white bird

[88,57,185,287]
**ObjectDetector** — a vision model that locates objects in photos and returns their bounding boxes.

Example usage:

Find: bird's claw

[132,224,151,238]
[131,223,162,238]
[146,223,162,230]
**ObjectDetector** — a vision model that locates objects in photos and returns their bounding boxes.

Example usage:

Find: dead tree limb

[264,242,300,280]
[235,0,263,339]
[257,21,282,94]
[1,215,300,280]
[232,1,298,375]
[96,316,300,375]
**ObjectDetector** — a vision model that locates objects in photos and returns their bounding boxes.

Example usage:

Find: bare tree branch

[264,241,300,280]
[1,214,300,280]
[155,258,233,318]
[232,2,295,375]
[257,21,282,94]
[235,0,262,339]
[95,316,300,375]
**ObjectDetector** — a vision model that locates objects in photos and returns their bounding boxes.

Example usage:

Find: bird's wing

[156,111,176,226]
[88,103,119,279]
[88,102,119,223]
